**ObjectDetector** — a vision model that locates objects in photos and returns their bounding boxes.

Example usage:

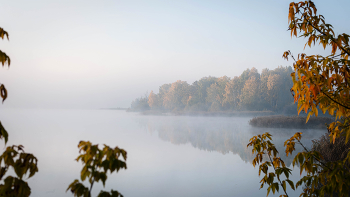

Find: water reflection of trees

[135,116,327,166]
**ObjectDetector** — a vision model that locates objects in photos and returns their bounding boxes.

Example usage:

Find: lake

[0,109,327,197]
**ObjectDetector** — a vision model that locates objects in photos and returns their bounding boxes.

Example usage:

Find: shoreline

[132,110,276,117]
[249,115,333,129]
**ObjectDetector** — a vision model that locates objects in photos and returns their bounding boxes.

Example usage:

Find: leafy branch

[0,26,38,197]
[321,91,350,110]
[67,141,127,197]
[255,1,350,196]
[247,133,294,197]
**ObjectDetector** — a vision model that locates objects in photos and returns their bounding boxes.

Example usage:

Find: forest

[129,66,296,114]
[1,0,349,196]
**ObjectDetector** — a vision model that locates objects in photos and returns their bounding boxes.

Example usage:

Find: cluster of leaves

[282,1,350,142]
[0,145,39,196]
[0,28,9,143]
[249,1,350,197]
[248,133,294,197]
[0,28,9,104]
[0,27,39,197]
[0,27,10,68]
[248,132,350,197]
[67,141,127,197]
[132,66,295,113]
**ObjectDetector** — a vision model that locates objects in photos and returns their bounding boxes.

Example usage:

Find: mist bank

[129,66,299,115]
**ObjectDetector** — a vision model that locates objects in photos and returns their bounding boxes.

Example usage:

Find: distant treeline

[130,66,297,114]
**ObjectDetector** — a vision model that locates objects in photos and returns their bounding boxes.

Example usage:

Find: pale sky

[0,0,349,109]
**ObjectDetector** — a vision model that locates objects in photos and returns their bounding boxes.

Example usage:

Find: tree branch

[322,91,350,110]
[326,53,346,59]
[287,50,350,110]
[89,178,94,197]
[266,152,289,197]
[304,16,350,57]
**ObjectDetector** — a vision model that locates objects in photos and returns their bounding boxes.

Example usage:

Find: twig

[266,151,289,197]
[302,15,350,57]
[321,91,350,110]
[326,53,346,59]
[89,179,94,197]
[297,139,332,171]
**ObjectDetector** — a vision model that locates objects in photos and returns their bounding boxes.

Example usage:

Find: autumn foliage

[249,1,350,196]
[67,141,127,197]
[130,67,295,113]
[0,27,39,197]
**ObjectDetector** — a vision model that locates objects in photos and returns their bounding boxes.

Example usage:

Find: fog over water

[1,1,350,109]
[0,109,327,197]
[1,1,349,197]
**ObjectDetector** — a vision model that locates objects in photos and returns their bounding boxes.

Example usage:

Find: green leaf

[0,176,31,197]
[286,179,295,190]
[282,180,286,192]
[69,141,128,196]
[0,122,8,144]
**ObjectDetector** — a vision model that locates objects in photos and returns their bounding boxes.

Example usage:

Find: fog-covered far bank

[129,66,299,115]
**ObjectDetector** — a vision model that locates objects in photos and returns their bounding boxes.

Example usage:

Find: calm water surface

[0,109,327,197]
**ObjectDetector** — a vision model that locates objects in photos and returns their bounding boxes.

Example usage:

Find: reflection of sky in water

[0,110,327,197]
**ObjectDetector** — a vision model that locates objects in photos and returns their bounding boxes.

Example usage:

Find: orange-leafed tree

[148,91,160,109]
[283,1,350,142]
[248,1,350,197]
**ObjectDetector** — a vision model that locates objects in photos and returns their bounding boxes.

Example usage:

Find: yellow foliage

[284,1,350,142]
[249,1,350,197]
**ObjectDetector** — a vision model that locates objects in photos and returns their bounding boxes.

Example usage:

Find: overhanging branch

[322,91,350,110]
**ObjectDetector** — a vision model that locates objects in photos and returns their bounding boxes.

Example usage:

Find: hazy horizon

[0,0,349,109]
